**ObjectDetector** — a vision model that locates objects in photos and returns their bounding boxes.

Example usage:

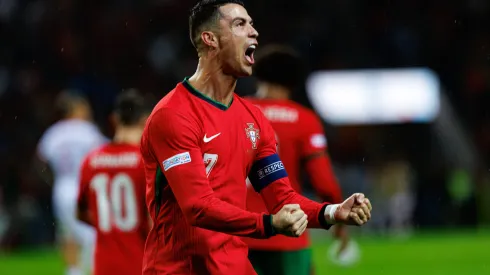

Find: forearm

[166,162,273,239]
[260,178,331,229]
[180,193,273,238]
[249,153,332,229]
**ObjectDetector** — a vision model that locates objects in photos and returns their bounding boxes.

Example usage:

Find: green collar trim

[182,77,233,111]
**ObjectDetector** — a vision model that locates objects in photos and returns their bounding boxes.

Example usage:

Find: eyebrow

[232,17,252,25]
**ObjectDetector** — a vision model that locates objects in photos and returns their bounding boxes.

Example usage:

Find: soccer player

[243,45,350,275]
[77,90,150,275]
[36,91,107,275]
[140,1,372,274]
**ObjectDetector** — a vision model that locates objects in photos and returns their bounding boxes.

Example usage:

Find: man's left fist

[334,193,372,226]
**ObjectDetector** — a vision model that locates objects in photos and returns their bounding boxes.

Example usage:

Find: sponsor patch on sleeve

[163,152,191,171]
[310,134,327,148]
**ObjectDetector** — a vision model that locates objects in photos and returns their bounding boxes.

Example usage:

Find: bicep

[148,110,206,181]
[148,110,213,213]
[160,151,214,209]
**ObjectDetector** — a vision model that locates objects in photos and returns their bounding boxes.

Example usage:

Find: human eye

[234,19,245,27]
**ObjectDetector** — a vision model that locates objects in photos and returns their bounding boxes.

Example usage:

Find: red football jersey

[78,143,148,275]
[140,79,331,275]
[243,99,343,251]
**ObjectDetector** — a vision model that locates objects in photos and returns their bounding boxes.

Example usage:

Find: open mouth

[245,44,256,65]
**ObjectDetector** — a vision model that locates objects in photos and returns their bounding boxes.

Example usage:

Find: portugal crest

[245,123,260,149]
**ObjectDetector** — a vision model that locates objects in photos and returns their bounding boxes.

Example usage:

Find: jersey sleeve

[301,112,343,203]
[147,108,273,238]
[300,111,328,158]
[249,113,331,229]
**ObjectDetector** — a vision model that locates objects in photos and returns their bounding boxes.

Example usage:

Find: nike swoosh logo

[203,133,221,143]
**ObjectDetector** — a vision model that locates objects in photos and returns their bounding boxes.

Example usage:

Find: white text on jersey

[262,106,299,123]
[90,153,139,168]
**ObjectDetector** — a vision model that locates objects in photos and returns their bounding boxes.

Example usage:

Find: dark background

[0,0,489,250]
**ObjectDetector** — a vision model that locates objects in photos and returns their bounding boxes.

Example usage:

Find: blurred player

[77,90,150,275]
[243,46,352,275]
[36,91,108,275]
[140,1,372,274]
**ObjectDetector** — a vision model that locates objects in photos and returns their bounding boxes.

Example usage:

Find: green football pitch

[1,230,489,275]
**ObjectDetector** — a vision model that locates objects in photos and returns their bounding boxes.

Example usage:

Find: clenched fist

[271,204,308,237]
[327,193,372,226]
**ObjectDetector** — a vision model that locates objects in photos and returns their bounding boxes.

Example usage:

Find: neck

[188,57,236,106]
[113,127,142,145]
[256,83,290,100]
[66,111,90,121]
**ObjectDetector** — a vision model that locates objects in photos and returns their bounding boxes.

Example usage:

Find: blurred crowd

[1,0,490,249]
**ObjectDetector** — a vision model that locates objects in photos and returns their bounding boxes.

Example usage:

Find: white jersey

[38,119,108,186]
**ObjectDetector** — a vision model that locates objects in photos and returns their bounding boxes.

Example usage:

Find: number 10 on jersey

[90,173,138,233]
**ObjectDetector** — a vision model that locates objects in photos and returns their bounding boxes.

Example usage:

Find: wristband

[263,214,276,237]
[324,204,340,224]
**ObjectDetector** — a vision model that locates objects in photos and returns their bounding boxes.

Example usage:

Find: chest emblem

[245,123,260,149]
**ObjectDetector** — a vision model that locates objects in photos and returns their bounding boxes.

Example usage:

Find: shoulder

[41,120,104,142]
[236,95,266,119]
[77,121,107,144]
[144,86,202,143]
[37,121,68,156]
[83,144,108,164]
[78,146,105,176]
[147,105,200,133]
[39,120,65,142]
[147,88,196,128]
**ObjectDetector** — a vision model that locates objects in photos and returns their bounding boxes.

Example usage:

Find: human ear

[201,31,219,49]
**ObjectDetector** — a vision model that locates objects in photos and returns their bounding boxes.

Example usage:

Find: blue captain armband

[249,154,288,192]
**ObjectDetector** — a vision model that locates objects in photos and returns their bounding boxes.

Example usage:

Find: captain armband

[248,154,288,192]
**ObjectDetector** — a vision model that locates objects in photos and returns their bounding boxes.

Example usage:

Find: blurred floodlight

[306,68,440,125]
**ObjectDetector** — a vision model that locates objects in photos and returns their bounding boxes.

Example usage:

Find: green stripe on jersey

[154,166,166,215]
[182,77,233,110]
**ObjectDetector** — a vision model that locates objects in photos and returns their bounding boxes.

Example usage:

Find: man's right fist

[271,204,308,237]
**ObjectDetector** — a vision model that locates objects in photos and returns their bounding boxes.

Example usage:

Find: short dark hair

[189,0,244,50]
[114,89,147,126]
[253,45,306,90]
